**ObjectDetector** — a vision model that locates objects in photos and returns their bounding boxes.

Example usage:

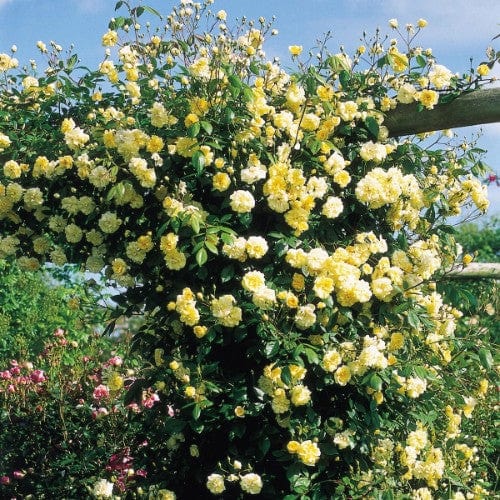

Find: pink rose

[107,356,123,367]
[92,384,110,400]
[30,370,46,383]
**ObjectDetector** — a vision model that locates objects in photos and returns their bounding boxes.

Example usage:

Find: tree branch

[385,87,500,137]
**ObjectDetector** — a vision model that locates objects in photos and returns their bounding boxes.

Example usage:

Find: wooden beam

[385,87,500,137]
[446,262,500,279]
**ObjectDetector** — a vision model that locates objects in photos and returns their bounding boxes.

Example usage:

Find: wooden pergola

[386,86,500,279]
[385,87,500,137]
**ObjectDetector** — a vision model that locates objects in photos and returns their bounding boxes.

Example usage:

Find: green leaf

[437,224,457,234]
[66,54,78,72]
[220,265,234,283]
[134,6,145,17]
[191,150,205,175]
[143,5,162,17]
[249,61,260,75]
[224,108,235,123]
[478,348,494,369]
[377,55,389,68]
[368,373,383,391]
[382,490,395,500]
[328,55,351,73]
[407,309,421,329]
[188,121,200,138]
[200,120,213,135]
[303,346,319,364]
[176,40,189,54]
[110,16,129,29]
[280,365,292,386]
[190,216,201,234]
[416,55,427,68]
[439,92,460,105]
[291,475,310,494]
[264,340,280,357]
[339,70,350,88]
[228,74,242,88]
[254,386,265,401]
[205,241,218,255]
[413,366,429,379]
[308,139,321,154]
[192,404,201,420]
[364,116,379,138]
[196,247,208,267]
[258,436,271,456]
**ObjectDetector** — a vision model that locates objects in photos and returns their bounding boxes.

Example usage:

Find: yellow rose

[229,190,255,213]
[234,406,245,417]
[477,64,490,77]
[212,172,231,192]
[102,30,118,47]
[184,386,196,398]
[297,440,321,466]
[288,45,303,56]
[290,385,311,406]
[193,325,208,338]
[287,440,301,454]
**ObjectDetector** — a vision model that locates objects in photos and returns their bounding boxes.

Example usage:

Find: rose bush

[0,326,154,498]
[0,0,498,497]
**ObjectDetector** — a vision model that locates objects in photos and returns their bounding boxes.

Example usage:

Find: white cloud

[72,0,106,13]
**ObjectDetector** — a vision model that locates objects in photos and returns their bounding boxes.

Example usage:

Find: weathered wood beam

[385,87,500,137]
[446,262,500,279]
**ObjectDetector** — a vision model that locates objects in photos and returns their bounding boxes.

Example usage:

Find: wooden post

[385,87,500,137]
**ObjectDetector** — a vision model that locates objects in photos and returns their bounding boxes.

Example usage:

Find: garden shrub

[0,326,152,497]
[454,217,499,263]
[0,0,498,497]
[0,260,109,360]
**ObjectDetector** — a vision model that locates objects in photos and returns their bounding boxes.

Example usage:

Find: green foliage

[454,217,500,262]
[0,260,108,360]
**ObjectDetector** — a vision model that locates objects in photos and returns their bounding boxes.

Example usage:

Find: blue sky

[0,0,499,220]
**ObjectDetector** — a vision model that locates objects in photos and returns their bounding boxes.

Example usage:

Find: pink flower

[12,470,25,479]
[54,328,65,337]
[30,370,46,383]
[126,402,141,413]
[0,475,10,485]
[93,384,110,400]
[92,407,109,419]
[10,366,20,376]
[142,391,160,409]
[107,356,123,367]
